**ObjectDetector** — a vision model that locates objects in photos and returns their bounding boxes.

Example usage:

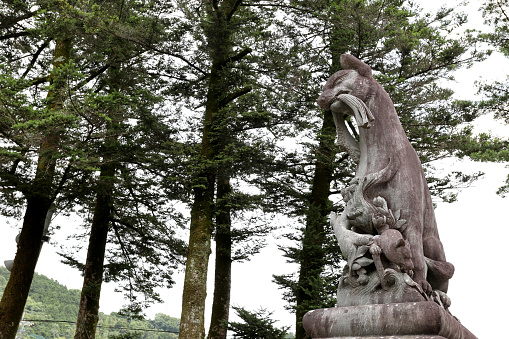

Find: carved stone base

[336,269,426,307]
[302,302,477,339]
[327,337,446,339]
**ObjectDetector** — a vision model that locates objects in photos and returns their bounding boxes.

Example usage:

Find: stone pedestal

[302,301,477,339]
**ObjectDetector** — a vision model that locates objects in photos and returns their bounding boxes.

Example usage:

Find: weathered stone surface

[331,337,447,339]
[317,54,452,298]
[335,269,426,307]
[302,302,477,339]
[303,54,477,339]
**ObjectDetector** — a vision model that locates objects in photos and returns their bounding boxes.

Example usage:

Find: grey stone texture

[304,55,477,339]
[302,302,476,339]
[317,54,452,295]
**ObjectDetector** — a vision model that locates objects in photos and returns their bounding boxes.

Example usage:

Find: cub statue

[319,54,454,307]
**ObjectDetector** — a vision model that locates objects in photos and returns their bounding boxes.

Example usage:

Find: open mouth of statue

[330,94,374,128]
[328,91,350,110]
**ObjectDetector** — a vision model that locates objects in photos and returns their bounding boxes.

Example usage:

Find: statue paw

[420,280,433,296]
[369,243,382,256]
[433,290,451,309]
[355,234,373,246]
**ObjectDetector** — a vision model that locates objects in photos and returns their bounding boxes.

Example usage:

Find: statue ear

[340,54,372,78]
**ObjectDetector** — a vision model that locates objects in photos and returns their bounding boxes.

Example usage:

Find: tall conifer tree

[0,1,186,337]
[0,1,74,332]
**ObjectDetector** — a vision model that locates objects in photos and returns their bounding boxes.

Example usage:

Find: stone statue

[303,55,477,339]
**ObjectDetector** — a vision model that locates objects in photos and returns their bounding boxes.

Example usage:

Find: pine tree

[173,1,311,337]
[227,306,290,339]
[0,4,74,332]
[459,0,509,195]
[178,1,255,336]
[0,1,186,336]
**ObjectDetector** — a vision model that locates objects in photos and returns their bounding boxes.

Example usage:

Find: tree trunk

[178,66,219,337]
[207,172,232,339]
[179,2,246,337]
[0,197,51,339]
[74,54,122,338]
[295,110,337,339]
[0,38,70,339]
[179,161,215,338]
[74,160,115,339]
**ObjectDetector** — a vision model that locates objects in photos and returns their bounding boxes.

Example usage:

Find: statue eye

[333,74,348,86]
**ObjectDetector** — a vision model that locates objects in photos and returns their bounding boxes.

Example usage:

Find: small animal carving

[369,229,413,290]
[372,229,414,273]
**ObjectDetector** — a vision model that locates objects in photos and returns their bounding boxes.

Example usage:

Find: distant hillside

[0,267,179,339]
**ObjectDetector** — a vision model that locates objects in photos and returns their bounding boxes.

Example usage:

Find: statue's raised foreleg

[330,212,374,286]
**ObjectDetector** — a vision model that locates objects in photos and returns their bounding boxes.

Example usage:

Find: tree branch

[73,64,110,90]
[28,76,50,87]
[21,39,51,79]
[226,0,243,21]
[161,51,207,75]
[497,0,509,21]
[54,163,73,199]
[0,11,37,29]
[241,0,314,14]
[0,31,30,40]
[229,47,252,63]
[216,47,252,68]
[219,85,252,108]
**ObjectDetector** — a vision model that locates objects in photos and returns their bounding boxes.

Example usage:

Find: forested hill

[0,267,179,339]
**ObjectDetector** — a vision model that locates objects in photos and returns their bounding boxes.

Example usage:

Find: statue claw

[420,280,433,296]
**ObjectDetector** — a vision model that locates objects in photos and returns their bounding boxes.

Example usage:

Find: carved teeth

[335,93,374,128]
[328,91,349,108]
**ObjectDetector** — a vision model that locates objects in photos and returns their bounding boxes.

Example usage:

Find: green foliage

[0,267,179,339]
[458,0,509,196]
[228,306,290,339]
[0,0,501,338]
[108,333,142,339]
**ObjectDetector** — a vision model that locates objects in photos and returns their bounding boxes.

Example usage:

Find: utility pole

[15,312,34,339]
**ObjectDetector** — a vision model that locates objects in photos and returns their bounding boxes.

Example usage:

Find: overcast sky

[1,0,509,338]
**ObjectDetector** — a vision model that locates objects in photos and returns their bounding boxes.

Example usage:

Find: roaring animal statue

[318,54,453,295]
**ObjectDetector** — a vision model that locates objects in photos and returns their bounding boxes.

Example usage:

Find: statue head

[378,229,414,273]
[317,55,376,128]
[317,55,376,109]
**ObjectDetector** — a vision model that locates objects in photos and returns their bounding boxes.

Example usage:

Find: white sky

[1,0,509,338]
